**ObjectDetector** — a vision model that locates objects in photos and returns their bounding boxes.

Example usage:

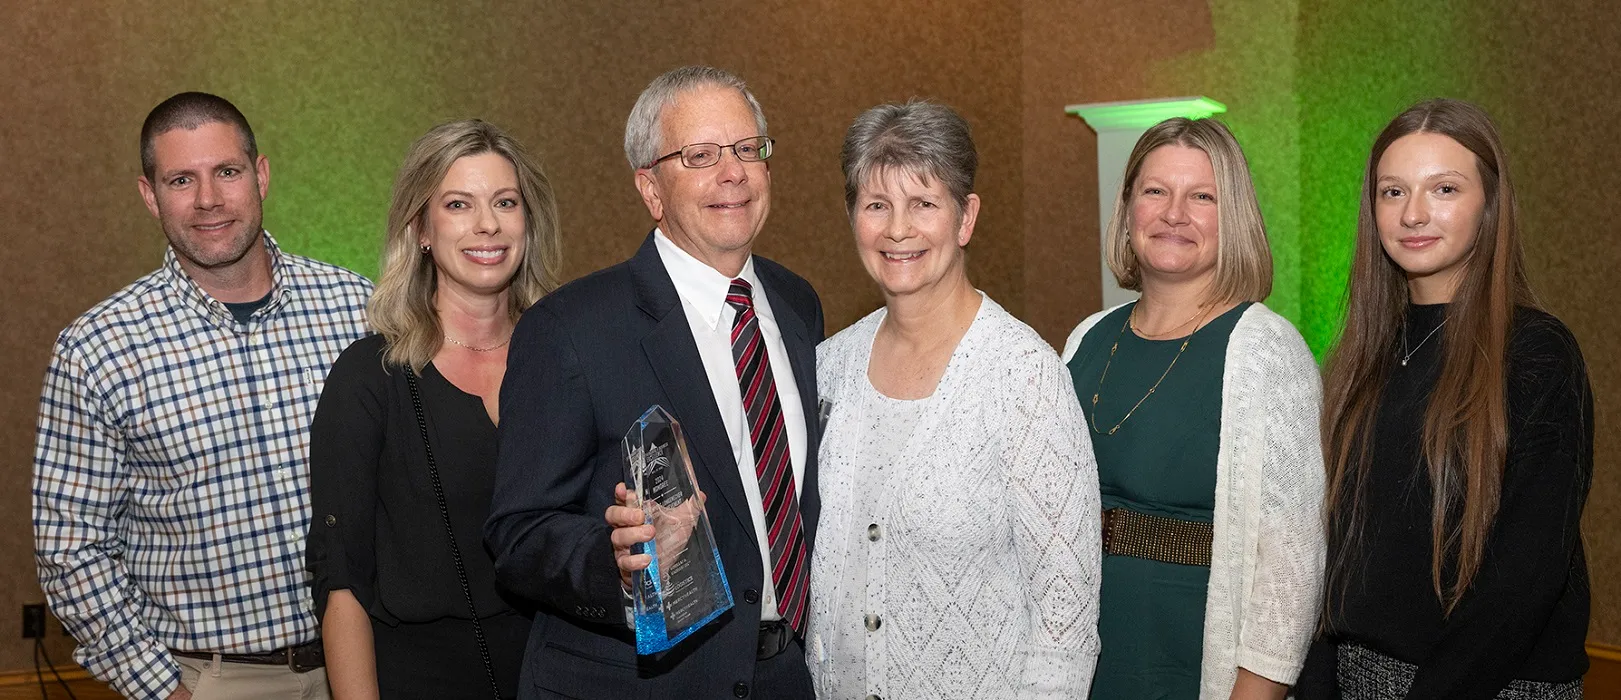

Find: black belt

[172,640,324,672]
[757,620,794,660]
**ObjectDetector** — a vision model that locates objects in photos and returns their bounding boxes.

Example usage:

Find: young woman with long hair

[1302,99,1593,699]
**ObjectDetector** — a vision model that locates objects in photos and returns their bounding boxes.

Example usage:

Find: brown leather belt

[1101,507,1213,567]
[172,640,324,672]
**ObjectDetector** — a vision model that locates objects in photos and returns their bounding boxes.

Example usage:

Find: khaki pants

[175,653,331,700]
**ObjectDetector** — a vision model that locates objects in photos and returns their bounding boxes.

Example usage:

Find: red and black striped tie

[725,277,808,634]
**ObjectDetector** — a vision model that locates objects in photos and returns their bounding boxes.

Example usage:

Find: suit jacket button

[733,681,749,697]
[744,588,760,604]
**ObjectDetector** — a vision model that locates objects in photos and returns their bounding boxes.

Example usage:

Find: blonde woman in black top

[306,120,562,700]
[1301,99,1592,699]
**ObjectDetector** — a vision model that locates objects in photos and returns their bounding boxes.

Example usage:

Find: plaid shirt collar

[160,230,293,328]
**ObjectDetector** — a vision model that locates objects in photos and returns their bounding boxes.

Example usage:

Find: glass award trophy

[622,405,733,654]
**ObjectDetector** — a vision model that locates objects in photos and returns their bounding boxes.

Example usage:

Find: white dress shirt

[654,229,806,622]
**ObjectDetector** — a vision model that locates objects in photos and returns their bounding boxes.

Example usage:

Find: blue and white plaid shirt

[32,232,371,700]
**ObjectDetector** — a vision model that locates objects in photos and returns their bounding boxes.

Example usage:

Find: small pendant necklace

[1398,318,1448,367]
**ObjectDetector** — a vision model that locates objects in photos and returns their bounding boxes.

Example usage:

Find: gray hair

[623,66,768,169]
[841,100,977,215]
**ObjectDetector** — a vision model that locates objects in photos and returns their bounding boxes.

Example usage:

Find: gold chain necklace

[1087,303,1212,436]
[1129,305,1206,340]
[443,334,511,352]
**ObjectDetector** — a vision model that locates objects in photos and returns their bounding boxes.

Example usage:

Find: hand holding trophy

[616,405,733,654]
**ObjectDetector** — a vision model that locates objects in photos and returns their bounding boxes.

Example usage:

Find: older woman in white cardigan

[1060,117,1324,699]
[806,100,1101,699]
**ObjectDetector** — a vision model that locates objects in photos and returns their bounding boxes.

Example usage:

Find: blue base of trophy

[633,545,734,655]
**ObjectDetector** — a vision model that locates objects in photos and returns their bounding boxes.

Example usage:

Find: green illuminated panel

[1296,2,1482,356]
[1143,0,1305,337]
[1141,0,1488,358]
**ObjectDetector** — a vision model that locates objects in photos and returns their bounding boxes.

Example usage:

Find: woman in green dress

[1060,117,1324,699]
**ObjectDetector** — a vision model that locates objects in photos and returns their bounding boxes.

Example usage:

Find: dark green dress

[1069,301,1250,699]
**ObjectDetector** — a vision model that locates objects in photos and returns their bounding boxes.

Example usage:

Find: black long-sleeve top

[305,334,520,625]
[1300,304,1593,699]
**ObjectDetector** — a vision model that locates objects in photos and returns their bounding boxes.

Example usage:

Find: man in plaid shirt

[31,92,371,700]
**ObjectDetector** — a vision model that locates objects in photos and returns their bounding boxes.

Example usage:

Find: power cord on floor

[33,637,79,700]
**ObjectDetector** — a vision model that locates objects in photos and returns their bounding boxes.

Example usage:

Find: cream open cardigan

[1061,302,1325,698]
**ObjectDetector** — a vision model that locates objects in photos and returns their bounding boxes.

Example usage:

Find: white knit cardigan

[809,295,1102,699]
[1061,302,1326,698]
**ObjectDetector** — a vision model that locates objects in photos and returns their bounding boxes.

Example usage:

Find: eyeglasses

[647,136,774,169]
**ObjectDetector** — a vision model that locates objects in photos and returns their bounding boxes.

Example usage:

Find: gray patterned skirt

[1337,643,1582,699]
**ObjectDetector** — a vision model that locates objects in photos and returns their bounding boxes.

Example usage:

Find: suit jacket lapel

[630,233,758,548]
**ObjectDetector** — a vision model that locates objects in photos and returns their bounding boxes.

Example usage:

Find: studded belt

[1101,507,1213,567]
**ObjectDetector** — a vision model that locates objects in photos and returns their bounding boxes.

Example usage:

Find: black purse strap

[404,366,502,699]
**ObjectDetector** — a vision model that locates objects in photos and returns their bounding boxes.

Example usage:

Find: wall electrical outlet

[21,603,46,639]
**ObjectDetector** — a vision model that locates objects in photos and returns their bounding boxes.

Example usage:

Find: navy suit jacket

[486,232,824,699]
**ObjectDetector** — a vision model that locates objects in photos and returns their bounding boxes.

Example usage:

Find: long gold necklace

[1088,303,1212,436]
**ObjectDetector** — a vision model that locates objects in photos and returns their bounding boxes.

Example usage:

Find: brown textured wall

[0,0,1032,674]
[1473,0,1621,645]
[2,0,1618,680]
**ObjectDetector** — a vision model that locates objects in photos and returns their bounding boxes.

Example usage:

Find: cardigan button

[324,515,337,527]
[732,681,749,697]
[864,614,882,631]
[867,523,880,541]
[743,588,760,604]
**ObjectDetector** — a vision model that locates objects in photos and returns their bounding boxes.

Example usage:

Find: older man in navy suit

[486,66,822,699]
